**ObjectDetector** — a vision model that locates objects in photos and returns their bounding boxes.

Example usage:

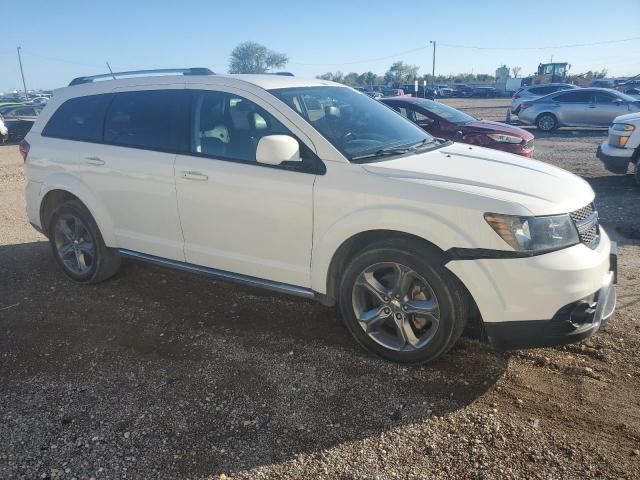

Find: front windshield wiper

[351,139,438,161]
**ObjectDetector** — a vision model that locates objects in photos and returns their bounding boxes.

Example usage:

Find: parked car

[0,105,43,118]
[0,117,7,142]
[29,96,50,106]
[437,85,454,97]
[23,68,616,364]
[451,83,474,97]
[518,88,640,132]
[381,96,534,157]
[596,112,640,185]
[473,86,498,98]
[511,83,578,114]
[0,105,42,142]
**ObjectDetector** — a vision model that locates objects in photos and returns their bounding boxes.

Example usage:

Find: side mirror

[453,131,464,142]
[613,98,625,105]
[256,135,301,166]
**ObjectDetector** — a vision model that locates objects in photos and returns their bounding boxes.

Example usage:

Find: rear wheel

[338,239,468,364]
[536,113,558,132]
[48,200,120,283]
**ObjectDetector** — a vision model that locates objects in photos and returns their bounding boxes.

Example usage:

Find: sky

[1,0,640,92]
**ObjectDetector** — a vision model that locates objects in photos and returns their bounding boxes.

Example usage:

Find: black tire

[48,200,120,284]
[338,238,468,364]
[536,113,558,132]
[635,159,640,187]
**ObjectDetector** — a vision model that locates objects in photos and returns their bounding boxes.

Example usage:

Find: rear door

[63,87,189,260]
[552,90,592,126]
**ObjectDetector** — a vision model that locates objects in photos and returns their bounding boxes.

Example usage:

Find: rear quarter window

[42,94,113,142]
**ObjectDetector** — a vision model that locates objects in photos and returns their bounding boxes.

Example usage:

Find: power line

[288,36,640,67]
[439,36,640,51]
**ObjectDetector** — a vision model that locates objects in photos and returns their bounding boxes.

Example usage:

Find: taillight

[520,102,532,111]
[19,139,30,162]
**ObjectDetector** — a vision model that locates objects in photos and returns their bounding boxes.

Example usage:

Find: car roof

[59,73,343,93]
[525,83,576,88]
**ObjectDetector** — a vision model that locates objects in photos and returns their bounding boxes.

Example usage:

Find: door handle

[85,156,105,166]
[180,171,208,181]
[588,105,596,108]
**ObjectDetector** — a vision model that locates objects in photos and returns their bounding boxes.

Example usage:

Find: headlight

[487,133,522,144]
[484,213,579,252]
[611,123,635,132]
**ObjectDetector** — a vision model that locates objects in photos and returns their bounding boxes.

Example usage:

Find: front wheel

[338,239,468,364]
[536,113,558,132]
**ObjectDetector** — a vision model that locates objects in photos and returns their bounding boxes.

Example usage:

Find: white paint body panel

[24,73,612,327]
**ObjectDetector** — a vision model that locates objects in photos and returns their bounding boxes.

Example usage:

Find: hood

[461,120,534,140]
[613,111,640,124]
[362,142,593,215]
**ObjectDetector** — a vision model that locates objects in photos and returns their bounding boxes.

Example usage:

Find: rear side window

[553,91,592,103]
[43,94,113,142]
[104,90,189,152]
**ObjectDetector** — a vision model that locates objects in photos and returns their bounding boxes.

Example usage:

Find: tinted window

[594,93,618,104]
[528,87,546,95]
[43,94,113,141]
[104,90,189,152]
[553,91,592,103]
[191,91,291,163]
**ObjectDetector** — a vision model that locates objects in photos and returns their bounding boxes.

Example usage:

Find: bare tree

[512,66,522,78]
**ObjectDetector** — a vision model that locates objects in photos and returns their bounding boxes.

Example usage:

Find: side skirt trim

[117,249,317,300]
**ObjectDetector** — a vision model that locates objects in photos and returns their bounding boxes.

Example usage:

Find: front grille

[570,203,600,249]
[522,139,534,150]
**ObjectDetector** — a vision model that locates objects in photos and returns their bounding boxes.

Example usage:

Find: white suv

[22,68,617,363]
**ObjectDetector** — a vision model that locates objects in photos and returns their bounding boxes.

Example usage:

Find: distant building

[495,65,510,81]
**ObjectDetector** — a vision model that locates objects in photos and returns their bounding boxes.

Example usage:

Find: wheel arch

[38,174,116,245]
[535,111,559,129]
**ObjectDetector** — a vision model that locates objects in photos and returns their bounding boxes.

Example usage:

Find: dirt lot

[1,99,640,479]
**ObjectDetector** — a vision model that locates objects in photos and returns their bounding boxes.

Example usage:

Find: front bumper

[596,142,633,174]
[485,263,617,350]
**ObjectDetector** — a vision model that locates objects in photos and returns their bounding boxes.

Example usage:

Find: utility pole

[17,46,28,99]
[430,40,436,84]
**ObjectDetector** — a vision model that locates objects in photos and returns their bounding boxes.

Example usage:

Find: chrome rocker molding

[117,249,317,300]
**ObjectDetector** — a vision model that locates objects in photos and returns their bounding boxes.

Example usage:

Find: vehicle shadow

[586,174,640,243]
[0,241,507,477]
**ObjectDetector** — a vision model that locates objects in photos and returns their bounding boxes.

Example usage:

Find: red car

[381,96,534,157]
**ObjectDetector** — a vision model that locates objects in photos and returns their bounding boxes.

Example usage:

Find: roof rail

[68,67,214,86]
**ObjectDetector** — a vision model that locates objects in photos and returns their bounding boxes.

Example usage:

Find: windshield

[615,90,640,103]
[416,99,475,125]
[269,86,434,161]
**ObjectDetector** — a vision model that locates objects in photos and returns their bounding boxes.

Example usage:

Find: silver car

[517,88,640,132]
[511,83,577,114]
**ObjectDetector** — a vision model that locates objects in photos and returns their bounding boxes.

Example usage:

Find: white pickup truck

[597,112,640,185]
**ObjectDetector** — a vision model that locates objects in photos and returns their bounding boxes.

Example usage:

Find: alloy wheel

[351,262,440,352]
[53,213,95,275]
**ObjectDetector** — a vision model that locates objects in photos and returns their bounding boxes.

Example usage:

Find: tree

[384,61,419,86]
[357,71,378,87]
[512,66,522,78]
[342,72,360,86]
[229,42,288,74]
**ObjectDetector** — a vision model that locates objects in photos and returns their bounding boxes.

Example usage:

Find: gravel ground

[1,99,640,479]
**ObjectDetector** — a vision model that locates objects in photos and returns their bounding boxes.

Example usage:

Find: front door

[591,92,630,127]
[174,89,316,287]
